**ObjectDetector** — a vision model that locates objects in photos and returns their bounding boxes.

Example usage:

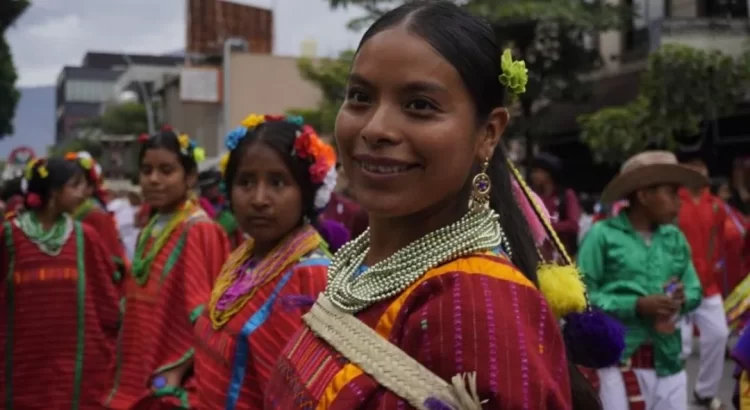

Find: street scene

[1,0,750,409]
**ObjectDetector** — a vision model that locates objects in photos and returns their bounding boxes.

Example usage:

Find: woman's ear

[186,170,198,191]
[476,107,509,162]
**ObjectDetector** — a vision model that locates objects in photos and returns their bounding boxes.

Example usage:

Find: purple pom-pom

[316,219,351,252]
[424,397,455,410]
[563,309,626,368]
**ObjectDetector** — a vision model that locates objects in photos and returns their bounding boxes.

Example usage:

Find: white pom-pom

[314,167,337,210]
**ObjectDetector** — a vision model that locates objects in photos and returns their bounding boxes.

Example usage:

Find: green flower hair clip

[499,49,528,99]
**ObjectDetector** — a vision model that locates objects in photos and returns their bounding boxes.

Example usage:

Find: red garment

[678,188,727,297]
[265,253,572,409]
[321,193,369,238]
[719,203,749,296]
[538,188,581,253]
[80,208,130,293]
[193,246,329,409]
[106,210,230,409]
[0,220,120,409]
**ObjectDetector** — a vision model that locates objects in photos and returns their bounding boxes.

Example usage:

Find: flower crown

[220,113,338,210]
[21,157,48,209]
[139,125,206,164]
[64,151,103,185]
[498,48,528,99]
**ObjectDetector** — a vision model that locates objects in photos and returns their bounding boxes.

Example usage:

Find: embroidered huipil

[264,252,571,409]
[106,209,230,409]
[678,188,727,297]
[578,213,703,376]
[193,229,329,410]
[76,202,130,288]
[0,220,120,409]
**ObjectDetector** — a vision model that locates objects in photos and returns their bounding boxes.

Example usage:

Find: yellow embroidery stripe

[316,253,534,410]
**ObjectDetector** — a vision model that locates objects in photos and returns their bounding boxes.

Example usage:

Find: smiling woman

[263,1,601,410]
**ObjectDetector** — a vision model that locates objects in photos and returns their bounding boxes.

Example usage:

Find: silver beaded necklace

[325,207,509,313]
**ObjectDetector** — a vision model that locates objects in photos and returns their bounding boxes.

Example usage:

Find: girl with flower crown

[0,157,121,409]
[192,114,341,410]
[105,128,231,409]
[65,151,130,288]
[263,2,626,410]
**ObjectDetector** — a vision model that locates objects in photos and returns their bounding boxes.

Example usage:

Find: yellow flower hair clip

[499,49,528,98]
[24,158,39,180]
[178,133,191,150]
[193,147,206,163]
[241,113,265,129]
[38,165,49,179]
[218,153,230,176]
[79,157,93,170]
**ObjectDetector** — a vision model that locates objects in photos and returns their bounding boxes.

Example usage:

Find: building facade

[55,52,183,143]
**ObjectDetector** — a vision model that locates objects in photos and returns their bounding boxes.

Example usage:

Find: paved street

[685,343,735,410]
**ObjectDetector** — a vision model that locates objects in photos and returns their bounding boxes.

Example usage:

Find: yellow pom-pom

[537,263,587,318]
[178,134,190,149]
[193,147,206,163]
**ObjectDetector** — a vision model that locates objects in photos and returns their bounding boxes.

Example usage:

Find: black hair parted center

[138,130,199,175]
[222,121,321,224]
[358,2,601,408]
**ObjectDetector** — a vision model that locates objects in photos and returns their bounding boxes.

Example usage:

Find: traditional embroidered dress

[0,213,121,409]
[74,198,129,286]
[264,251,571,409]
[194,225,330,410]
[106,203,231,409]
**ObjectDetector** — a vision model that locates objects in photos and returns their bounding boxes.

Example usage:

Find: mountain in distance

[0,85,55,159]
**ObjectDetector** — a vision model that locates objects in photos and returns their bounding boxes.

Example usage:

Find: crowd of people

[1,1,750,409]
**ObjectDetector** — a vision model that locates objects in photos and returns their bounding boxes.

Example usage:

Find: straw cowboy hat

[600,150,709,204]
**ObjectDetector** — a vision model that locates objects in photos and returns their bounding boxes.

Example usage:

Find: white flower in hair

[77,151,93,160]
[20,178,28,194]
[314,167,337,210]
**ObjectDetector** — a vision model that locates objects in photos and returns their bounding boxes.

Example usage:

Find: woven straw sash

[303,294,484,410]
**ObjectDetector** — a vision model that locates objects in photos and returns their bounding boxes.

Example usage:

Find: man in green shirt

[578,151,708,410]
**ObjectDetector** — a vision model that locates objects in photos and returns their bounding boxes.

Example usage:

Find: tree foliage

[580,44,750,164]
[88,102,149,136]
[290,50,355,135]
[48,137,103,159]
[0,0,30,138]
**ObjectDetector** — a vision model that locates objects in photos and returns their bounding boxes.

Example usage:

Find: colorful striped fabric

[79,208,130,289]
[264,252,572,409]
[0,220,120,409]
[193,249,329,410]
[106,213,231,409]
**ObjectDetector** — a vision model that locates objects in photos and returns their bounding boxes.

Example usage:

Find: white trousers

[598,367,687,410]
[680,294,730,398]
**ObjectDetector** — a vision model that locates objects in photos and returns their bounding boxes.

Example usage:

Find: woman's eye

[270,178,286,188]
[346,89,370,104]
[406,99,436,111]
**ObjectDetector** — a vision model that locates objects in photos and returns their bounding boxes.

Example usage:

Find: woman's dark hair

[223,120,322,226]
[71,160,107,206]
[26,157,83,210]
[138,130,199,175]
[710,177,728,196]
[358,2,600,408]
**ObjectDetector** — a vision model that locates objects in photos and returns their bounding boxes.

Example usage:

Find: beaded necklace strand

[131,201,194,285]
[208,225,322,329]
[325,207,504,313]
[15,212,73,256]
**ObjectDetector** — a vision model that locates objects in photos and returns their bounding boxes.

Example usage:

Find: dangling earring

[470,159,491,212]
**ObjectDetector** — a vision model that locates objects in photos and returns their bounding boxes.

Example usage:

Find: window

[65,80,115,103]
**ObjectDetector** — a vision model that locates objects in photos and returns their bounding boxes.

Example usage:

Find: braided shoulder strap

[303,294,484,410]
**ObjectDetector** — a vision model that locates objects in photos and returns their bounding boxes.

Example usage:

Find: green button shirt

[577,212,703,376]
